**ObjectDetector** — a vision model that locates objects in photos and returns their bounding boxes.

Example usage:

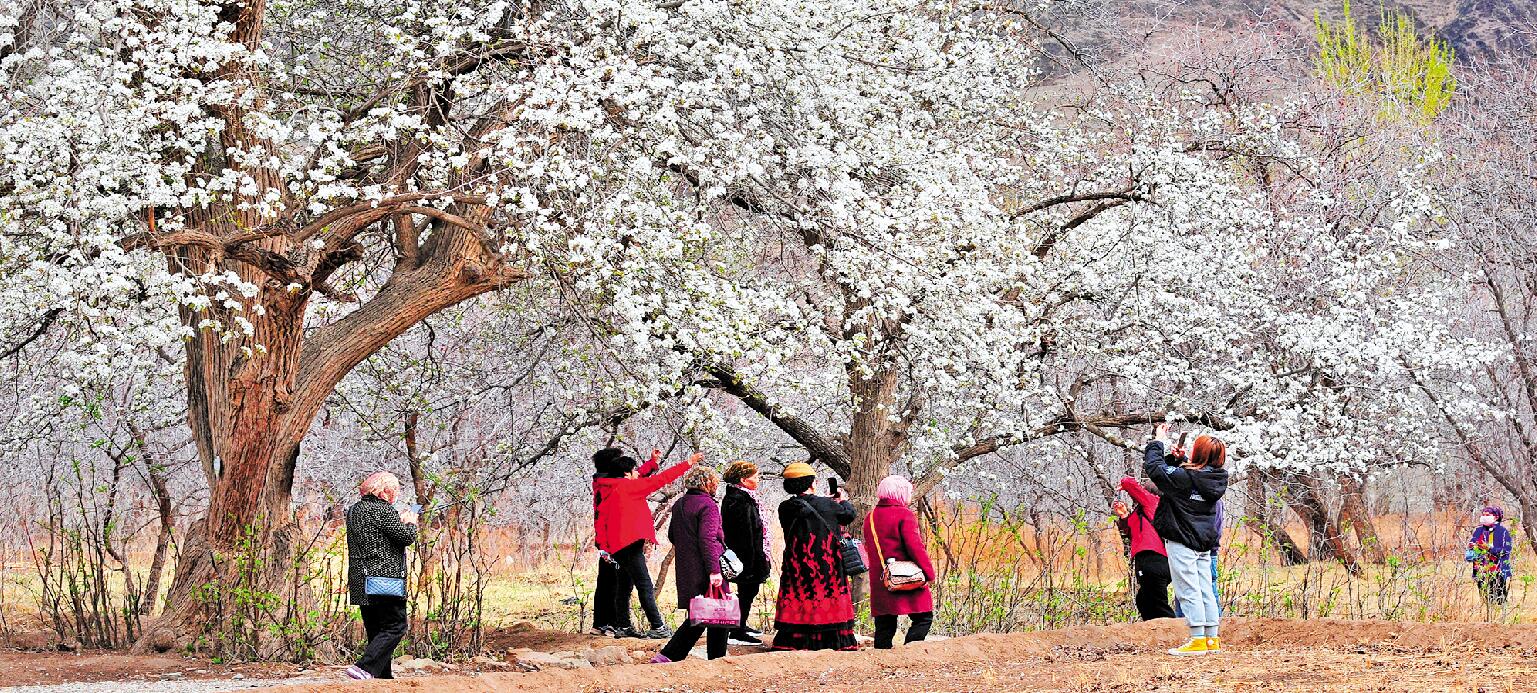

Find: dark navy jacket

[1143,440,1228,552]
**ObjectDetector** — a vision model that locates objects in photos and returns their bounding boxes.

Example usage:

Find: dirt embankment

[263,618,1537,692]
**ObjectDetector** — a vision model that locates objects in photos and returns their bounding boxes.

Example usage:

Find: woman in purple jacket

[653,467,730,662]
[1467,505,1514,606]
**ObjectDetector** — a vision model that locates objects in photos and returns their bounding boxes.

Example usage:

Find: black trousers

[733,579,762,634]
[593,556,619,630]
[1478,574,1510,605]
[659,619,728,661]
[1133,551,1177,620]
[873,611,933,649]
[612,541,664,630]
[357,598,408,678]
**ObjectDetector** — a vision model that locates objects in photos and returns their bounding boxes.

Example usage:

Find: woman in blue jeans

[1144,423,1228,656]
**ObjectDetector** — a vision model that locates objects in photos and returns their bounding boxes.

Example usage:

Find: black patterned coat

[346,495,418,606]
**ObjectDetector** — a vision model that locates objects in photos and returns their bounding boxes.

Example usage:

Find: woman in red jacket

[594,450,700,639]
[863,475,936,649]
[1114,476,1176,620]
[591,448,660,636]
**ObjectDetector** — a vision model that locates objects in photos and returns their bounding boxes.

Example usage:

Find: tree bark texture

[1337,473,1386,564]
[1245,470,1307,566]
[135,1,527,649]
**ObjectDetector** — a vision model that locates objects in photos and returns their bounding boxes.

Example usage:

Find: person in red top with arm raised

[1114,476,1176,621]
[594,449,701,639]
[590,448,663,636]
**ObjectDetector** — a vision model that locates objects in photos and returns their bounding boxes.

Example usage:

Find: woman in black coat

[344,472,419,680]
[720,461,772,645]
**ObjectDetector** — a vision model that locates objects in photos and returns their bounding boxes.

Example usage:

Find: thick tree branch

[913,409,1234,501]
[700,362,852,478]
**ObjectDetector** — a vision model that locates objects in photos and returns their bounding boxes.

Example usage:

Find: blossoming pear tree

[0,0,1137,644]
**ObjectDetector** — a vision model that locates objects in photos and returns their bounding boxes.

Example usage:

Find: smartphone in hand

[828,477,839,496]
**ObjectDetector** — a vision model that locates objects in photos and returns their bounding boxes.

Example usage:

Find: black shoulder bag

[797,498,867,577]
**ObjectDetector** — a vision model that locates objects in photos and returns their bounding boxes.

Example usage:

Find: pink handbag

[687,584,741,628]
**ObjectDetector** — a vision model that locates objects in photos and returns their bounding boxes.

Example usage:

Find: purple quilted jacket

[667,489,730,608]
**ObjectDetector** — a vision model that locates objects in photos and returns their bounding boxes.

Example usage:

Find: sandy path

[260,618,1537,692]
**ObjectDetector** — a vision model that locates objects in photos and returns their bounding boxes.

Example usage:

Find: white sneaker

[344,665,373,680]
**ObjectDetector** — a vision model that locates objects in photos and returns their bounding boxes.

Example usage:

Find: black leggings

[612,541,664,630]
[873,611,932,649]
[593,555,619,630]
[1133,551,1177,620]
[357,598,408,678]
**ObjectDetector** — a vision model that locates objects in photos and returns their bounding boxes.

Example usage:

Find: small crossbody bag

[868,511,927,592]
[720,548,744,580]
[364,576,407,598]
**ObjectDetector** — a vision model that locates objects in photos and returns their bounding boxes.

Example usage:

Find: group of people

[588,447,936,662]
[1111,424,1230,656]
[339,428,1518,678]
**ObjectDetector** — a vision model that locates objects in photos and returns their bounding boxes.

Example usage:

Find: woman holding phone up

[771,462,858,652]
[1144,423,1228,656]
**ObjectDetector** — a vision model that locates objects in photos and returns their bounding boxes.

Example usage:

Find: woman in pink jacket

[1114,477,1176,620]
[863,475,937,649]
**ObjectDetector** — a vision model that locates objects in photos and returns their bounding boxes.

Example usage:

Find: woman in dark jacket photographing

[771,462,858,652]
[1144,423,1228,656]
[721,460,771,645]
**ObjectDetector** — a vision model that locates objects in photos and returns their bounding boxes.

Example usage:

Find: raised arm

[1143,440,1185,496]
[1120,476,1159,510]
[628,453,700,496]
[833,499,856,525]
[636,449,661,478]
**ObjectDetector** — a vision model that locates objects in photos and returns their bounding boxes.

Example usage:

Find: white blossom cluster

[0,0,1494,502]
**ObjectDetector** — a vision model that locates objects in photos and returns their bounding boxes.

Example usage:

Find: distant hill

[1058,0,1535,64]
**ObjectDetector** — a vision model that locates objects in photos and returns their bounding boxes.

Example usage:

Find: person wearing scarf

[721,460,772,645]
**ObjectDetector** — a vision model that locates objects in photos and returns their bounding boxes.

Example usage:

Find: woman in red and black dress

[770,462,858,651]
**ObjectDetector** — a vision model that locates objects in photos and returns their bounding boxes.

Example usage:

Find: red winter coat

[592,457,659,518]
[1119,477,1166,558]
[864,499,936,616]
[594,460,692,554]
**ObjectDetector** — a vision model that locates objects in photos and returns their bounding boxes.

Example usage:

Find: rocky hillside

[1057,0,1533,64]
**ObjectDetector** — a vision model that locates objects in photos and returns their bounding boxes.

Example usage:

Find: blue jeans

[1174,552,1220,618]
[1166,541,1219,628]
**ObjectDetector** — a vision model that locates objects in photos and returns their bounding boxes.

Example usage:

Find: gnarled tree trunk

[1245,470,1307,566]
[1337,473,1386,564]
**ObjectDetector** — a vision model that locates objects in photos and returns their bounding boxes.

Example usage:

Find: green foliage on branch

[1314,1,1457,123]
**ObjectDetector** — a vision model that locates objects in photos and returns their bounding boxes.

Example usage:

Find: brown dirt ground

[0,649,314,687]
[6,618,1537,691]
[265,618,1537,692]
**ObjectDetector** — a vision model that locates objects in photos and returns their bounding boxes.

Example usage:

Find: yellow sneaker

[1167,637,1210,656]
[1206,637,1221,653]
